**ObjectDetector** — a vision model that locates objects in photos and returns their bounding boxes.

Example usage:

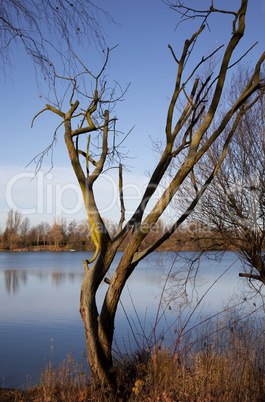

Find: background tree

[19,217,31,247]
[185,73,265,290]
[4,209,22,250]
[32,1,265,398]
[36,221,51,246]
[67,220,80,250]
[48,221,64,248]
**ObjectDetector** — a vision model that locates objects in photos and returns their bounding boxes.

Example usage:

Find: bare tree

[3,210,31,249]
[48,221,64,248]
[32,1,265,398]
[5,209,22,234]
[19,217,31,247]
[186,77,265,289]
[36,221,51,246]
[0,0,112,77]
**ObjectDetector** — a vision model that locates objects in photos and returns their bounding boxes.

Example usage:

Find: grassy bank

[2,314,265,401]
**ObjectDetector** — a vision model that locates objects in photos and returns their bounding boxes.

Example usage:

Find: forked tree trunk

[79,244,141,399]
[79,253,118,400]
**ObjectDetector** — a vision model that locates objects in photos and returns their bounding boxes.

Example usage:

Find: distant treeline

[0,209,230,252]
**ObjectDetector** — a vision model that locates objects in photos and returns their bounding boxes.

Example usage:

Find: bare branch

[132,107,244,265]
[31,105,64,127]
[118,164,125,231]
[88,110,109,185]
[168,44,179,64]
[0,0,114,79]
[166,24,205,141]
[78,150,97,167]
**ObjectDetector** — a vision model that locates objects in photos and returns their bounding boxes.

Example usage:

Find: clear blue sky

[1,0,264,229]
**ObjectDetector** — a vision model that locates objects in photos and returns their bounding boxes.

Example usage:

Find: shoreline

[0,244,233,253]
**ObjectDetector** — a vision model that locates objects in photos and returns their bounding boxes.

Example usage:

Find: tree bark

[79,248,118,399]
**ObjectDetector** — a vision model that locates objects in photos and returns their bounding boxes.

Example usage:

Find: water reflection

[1,251,165,294]
[0,251,246,390]
[2,268,85,293]
[4,270,28,294]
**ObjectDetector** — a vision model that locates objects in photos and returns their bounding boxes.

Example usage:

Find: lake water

[0,251,249,389]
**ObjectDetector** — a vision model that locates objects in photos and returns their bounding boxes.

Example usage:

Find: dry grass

[2,315,265,401]
[122,314,265,402]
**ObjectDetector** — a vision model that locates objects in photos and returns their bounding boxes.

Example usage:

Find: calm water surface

[0,251,241,389]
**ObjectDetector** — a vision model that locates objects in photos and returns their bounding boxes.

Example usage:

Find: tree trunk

[79,252,118,400]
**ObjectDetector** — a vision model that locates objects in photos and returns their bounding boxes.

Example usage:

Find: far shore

[0,243,235,253]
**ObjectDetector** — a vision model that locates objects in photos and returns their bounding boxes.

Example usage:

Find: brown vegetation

[1,313,265,401]
[0,209,237,252]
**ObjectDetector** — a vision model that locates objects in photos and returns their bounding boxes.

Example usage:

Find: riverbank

[1,330,265,402]
[0,245,71,252]
[0,240,235,253]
